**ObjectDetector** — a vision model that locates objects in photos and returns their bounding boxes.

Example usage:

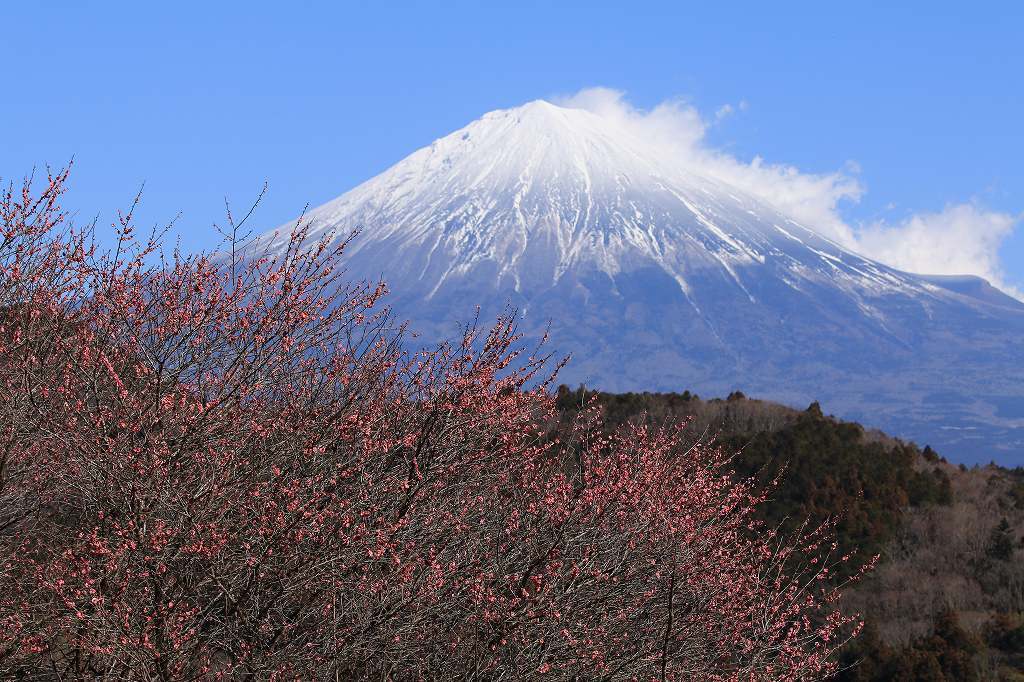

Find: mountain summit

[260,100,1024,463]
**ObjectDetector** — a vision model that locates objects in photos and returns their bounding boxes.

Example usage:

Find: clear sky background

[2,2,1022,292]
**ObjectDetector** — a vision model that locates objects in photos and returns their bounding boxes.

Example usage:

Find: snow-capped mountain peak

[273,100,924,307]
[258,99,1024,464]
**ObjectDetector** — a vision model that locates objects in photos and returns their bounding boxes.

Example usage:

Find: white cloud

[857,205,1020,296]
[555,87,1021,297]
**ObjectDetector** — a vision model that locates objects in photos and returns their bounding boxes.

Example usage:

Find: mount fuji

[259,100,1024,464]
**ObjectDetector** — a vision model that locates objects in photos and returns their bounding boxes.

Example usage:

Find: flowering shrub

[0,169,865,679]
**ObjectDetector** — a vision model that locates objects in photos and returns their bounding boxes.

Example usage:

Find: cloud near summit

[555,87,1021,298]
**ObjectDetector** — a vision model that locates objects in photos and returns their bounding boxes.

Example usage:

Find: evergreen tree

[987,518,1015,561]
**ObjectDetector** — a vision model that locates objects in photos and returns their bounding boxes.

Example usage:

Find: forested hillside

[555,386,1024,680]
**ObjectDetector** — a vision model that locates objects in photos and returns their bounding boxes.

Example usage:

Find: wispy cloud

[857,205,1019,289]
[555,87,1021,297]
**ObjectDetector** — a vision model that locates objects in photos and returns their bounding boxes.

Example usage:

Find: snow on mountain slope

[258,100,1024,464]
[272,101,926,305]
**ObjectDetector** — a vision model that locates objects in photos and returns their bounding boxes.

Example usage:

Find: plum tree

[0,169,865,680]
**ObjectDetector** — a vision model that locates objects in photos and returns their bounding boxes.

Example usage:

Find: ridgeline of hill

[554,386,1024,681]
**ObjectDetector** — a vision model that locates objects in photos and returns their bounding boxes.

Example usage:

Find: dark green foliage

[985,613,1024,678]
[839,610,983,681]
[806,400,824,418]
[1008,478,1024,510]
[986,613,1024,653]
[987,518,1016,561]
[719,405,952,571]
[554,385,698,427]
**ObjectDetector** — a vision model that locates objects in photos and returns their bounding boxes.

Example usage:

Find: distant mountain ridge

[257,100,1024,464]
[915,274,1024,311]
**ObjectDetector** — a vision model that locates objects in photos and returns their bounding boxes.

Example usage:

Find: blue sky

[2,2,1021,291]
